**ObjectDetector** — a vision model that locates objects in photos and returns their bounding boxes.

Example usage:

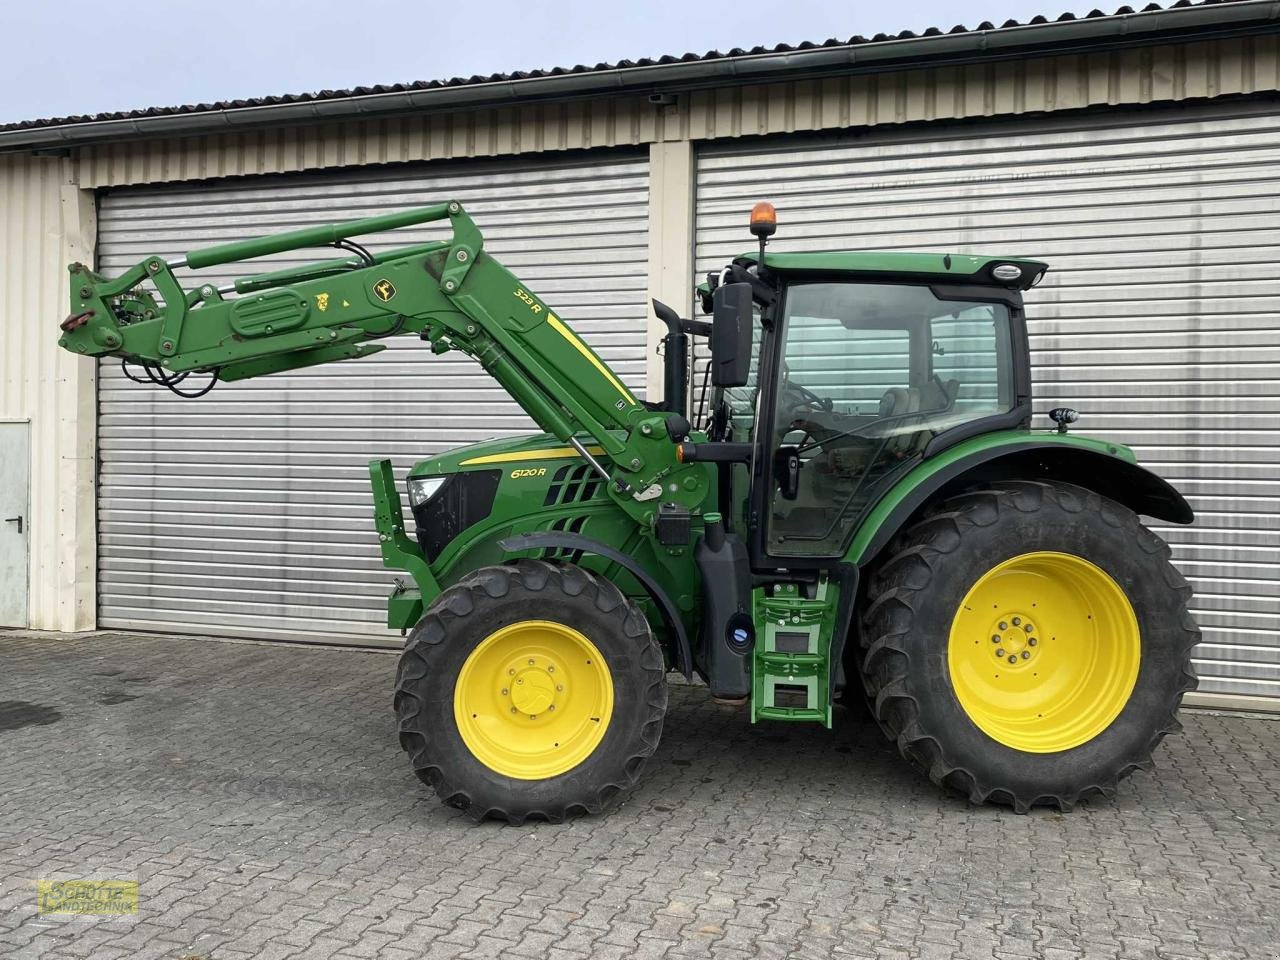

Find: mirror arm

[727,259,778,308]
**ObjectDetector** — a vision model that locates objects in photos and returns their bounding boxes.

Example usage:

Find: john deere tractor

[59,200,1198,822]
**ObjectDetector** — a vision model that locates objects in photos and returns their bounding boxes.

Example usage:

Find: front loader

[59,199,1199,822]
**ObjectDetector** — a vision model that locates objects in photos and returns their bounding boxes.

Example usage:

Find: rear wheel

[860,480,1198,812]
[395,559,667,823]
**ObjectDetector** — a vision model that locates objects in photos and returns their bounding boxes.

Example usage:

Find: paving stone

[0,632,1276,960]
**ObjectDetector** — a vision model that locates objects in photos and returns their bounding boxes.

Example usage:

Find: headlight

[407,476,446,507]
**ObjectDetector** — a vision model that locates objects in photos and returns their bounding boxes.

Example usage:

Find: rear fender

[847,435,1194,570]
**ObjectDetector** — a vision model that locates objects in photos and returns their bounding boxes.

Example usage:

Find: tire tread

[860,480,1199,813]
[393,559,667,824]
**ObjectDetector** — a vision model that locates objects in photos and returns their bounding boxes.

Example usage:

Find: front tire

[394,559,667,823]
[860,480,1198,812]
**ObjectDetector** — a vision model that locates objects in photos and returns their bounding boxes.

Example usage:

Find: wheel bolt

[508,669,515,676]
[528,659,535,666]
[548,705,555,711]
[1029,638,1037,647]
[1012,617,1021,626]
[996,649,1006,658]
[556,685,564,692]
[1008,655,1018,664]
[991,635,1001,643]
[1021,651,1031,660]
[510,707,517,714]
[999,621,1008,630]
[547,665,555,673]
[1024,624,1034,633]
[501,688,508,696]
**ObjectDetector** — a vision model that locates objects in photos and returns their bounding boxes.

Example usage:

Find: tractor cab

[672,203,1046,572]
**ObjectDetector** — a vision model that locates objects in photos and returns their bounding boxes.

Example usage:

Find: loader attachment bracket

[369,459,439,622]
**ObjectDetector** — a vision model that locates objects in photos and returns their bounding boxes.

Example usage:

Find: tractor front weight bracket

[369,459,439,629]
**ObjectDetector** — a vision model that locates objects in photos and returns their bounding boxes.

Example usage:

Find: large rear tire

[860,480,1198,812]
[394,559,667,823]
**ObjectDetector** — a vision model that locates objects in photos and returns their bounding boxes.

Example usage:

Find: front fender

[846,432,1193,568]
[497,532,693,681]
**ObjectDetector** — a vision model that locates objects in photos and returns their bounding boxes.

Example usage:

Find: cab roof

[737,251,1049,291]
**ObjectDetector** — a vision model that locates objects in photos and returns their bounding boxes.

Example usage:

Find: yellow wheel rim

[454,620,614,780]
[947,551,1140,753]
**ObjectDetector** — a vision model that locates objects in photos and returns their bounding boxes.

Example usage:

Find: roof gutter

[3,0,1277,152]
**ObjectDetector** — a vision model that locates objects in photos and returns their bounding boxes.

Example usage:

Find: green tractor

[59,200,1198,822]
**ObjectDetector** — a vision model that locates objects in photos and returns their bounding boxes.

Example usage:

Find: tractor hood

[408,432,612,478]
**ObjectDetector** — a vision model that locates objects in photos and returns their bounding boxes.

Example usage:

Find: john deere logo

[373,279,397,302]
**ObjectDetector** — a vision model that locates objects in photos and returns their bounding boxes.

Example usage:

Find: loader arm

[59,200,714,645]
[59,201,657,469]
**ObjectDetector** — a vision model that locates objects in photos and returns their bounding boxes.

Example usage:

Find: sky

[1,0,1111,125]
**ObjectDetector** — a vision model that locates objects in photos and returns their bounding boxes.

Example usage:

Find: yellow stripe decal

[546,314,636,405]
[460,445,605,466]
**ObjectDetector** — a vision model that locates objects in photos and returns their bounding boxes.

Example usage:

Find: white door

[0,422,29,627]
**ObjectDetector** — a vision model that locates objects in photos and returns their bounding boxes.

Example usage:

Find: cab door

[755,281,1020,563]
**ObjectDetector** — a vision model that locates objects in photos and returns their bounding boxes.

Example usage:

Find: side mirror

[711,282,754,388]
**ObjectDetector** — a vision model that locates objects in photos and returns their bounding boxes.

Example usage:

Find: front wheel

[394,559,667,823]
[860,480,1198,812]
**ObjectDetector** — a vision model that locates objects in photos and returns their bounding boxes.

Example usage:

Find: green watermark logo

[36,880,138,915]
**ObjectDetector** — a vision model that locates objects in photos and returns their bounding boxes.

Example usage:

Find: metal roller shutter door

[695,101,1280,702]
[97,151,648,644]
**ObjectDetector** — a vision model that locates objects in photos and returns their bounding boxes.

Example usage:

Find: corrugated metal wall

[695,99,1280,701]
[75,36,1280,190]
[0,153,96,631]
[95,151,649,643]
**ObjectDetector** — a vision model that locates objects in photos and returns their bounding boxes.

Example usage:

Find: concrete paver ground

[2,631,1277,959]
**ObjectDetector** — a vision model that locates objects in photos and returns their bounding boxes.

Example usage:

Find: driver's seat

[879,387,921,419]
[878,387,923,456]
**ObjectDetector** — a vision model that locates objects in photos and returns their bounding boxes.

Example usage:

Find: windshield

[766,281,1016,557]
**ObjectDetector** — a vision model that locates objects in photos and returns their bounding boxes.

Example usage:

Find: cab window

[766,282,1015,557]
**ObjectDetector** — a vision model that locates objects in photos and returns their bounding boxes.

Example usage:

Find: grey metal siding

[96,151,648,643]
[695,100,1280,701]
[72,35,1280,191]
[0,152,97,631]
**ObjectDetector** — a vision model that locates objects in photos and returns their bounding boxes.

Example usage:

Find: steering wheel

[780,364,833,415]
